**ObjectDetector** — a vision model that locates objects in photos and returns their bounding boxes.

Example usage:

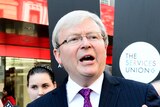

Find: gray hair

[52,10,108,49]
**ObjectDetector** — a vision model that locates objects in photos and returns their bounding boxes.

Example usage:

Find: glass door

[4,57,51,107]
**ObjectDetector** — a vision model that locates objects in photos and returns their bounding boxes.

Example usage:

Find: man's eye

[88,35,99,40]
[68,36,80,43]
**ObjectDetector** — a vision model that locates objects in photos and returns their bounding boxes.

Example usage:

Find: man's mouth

[80,55,95,62]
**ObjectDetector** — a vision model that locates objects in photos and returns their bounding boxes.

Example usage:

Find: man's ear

[53,49,62,64]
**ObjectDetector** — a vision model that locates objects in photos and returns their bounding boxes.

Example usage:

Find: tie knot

[79,88,92,98]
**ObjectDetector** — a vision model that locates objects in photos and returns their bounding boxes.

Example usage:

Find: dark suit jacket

[27,72,160,107]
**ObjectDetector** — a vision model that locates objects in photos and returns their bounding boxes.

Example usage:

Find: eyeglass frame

[56,32,106,49]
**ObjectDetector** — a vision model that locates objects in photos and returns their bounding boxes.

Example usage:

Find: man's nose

[80,36,91,49]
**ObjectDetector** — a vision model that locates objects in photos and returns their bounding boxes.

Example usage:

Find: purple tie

[79,88,92,107]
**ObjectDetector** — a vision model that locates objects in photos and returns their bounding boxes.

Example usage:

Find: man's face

[54,18,107,86]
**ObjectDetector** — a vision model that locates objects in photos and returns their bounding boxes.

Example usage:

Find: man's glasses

[56,32,105,49]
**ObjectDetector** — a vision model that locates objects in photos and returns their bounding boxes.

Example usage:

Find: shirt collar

[66,73,104,103]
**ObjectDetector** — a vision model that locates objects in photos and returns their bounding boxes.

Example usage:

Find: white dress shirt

[66,74,104,107]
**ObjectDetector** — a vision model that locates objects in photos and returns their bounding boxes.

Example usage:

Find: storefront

[0,1,50,105]
[0,18,50,106]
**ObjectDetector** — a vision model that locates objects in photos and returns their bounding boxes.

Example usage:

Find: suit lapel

[51,77,68,107]
[99,72,121,107]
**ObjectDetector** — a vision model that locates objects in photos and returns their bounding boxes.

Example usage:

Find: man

[27,10,160,107]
